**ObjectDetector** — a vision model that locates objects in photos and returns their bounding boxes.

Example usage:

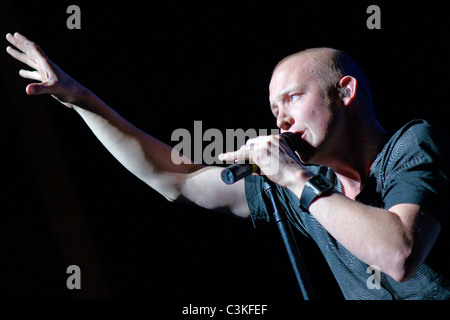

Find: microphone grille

[280,132,302,151]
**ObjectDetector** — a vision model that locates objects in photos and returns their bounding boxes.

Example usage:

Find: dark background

[0,1,448,301]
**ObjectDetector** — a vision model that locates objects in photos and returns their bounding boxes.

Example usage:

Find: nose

[276,107,294,131]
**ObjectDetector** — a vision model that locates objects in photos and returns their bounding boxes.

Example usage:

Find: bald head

[273,48,374,112]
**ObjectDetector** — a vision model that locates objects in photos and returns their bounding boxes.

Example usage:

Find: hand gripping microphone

[221,132,301,184]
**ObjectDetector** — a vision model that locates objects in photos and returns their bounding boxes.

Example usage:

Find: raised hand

[6,32,82,107]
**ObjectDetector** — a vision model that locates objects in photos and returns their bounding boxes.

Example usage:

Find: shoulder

[392,119,449,148]
[372,120,450,223]
[390,119,438,147]
[375,119,450,169]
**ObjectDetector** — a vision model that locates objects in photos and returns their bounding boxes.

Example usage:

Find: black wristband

[299,174,335,212]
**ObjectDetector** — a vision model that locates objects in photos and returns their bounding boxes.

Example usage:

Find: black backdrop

[0,1,449,302]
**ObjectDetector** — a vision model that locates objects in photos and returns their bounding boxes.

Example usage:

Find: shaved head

[274,48,374,113]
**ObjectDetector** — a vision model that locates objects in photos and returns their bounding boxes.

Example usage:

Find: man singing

[6,32,449,299]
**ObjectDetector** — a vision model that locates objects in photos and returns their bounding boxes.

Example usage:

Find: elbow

[392,265,419,284]
[387,265,408,283]
[143,177,183,203]
[385,246,416,283]
[382,225,419,283]
[161,187,183,203]
[164,194,178,203]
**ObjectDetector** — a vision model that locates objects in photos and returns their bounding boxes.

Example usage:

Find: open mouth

[281,132,303,152]
[298,131,306,140]
[285,131,316,164]
[291,131,306,141]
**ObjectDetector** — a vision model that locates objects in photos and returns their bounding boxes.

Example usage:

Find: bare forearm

[6,32,249,214]
[71,87,203,200]
[307,192,412,280]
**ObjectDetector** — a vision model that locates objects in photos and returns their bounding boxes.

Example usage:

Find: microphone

[221,132,301,184]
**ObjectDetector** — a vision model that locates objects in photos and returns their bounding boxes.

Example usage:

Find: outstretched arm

[6,32,250,217]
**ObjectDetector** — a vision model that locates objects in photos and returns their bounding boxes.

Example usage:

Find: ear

[338,76,358,106]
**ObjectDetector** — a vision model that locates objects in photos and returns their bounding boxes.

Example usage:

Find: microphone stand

[262,177,315,300]
[221,132,315,299]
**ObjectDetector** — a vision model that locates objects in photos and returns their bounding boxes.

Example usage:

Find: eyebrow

[280,84,307,97]
[270,84,307,108]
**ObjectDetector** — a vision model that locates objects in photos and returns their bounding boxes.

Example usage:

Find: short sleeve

[381,121,450,225]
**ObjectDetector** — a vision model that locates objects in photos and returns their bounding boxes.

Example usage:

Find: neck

[322,115,387,196]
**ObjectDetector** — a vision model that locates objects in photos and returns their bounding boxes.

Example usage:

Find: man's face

[269,55,337,164]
